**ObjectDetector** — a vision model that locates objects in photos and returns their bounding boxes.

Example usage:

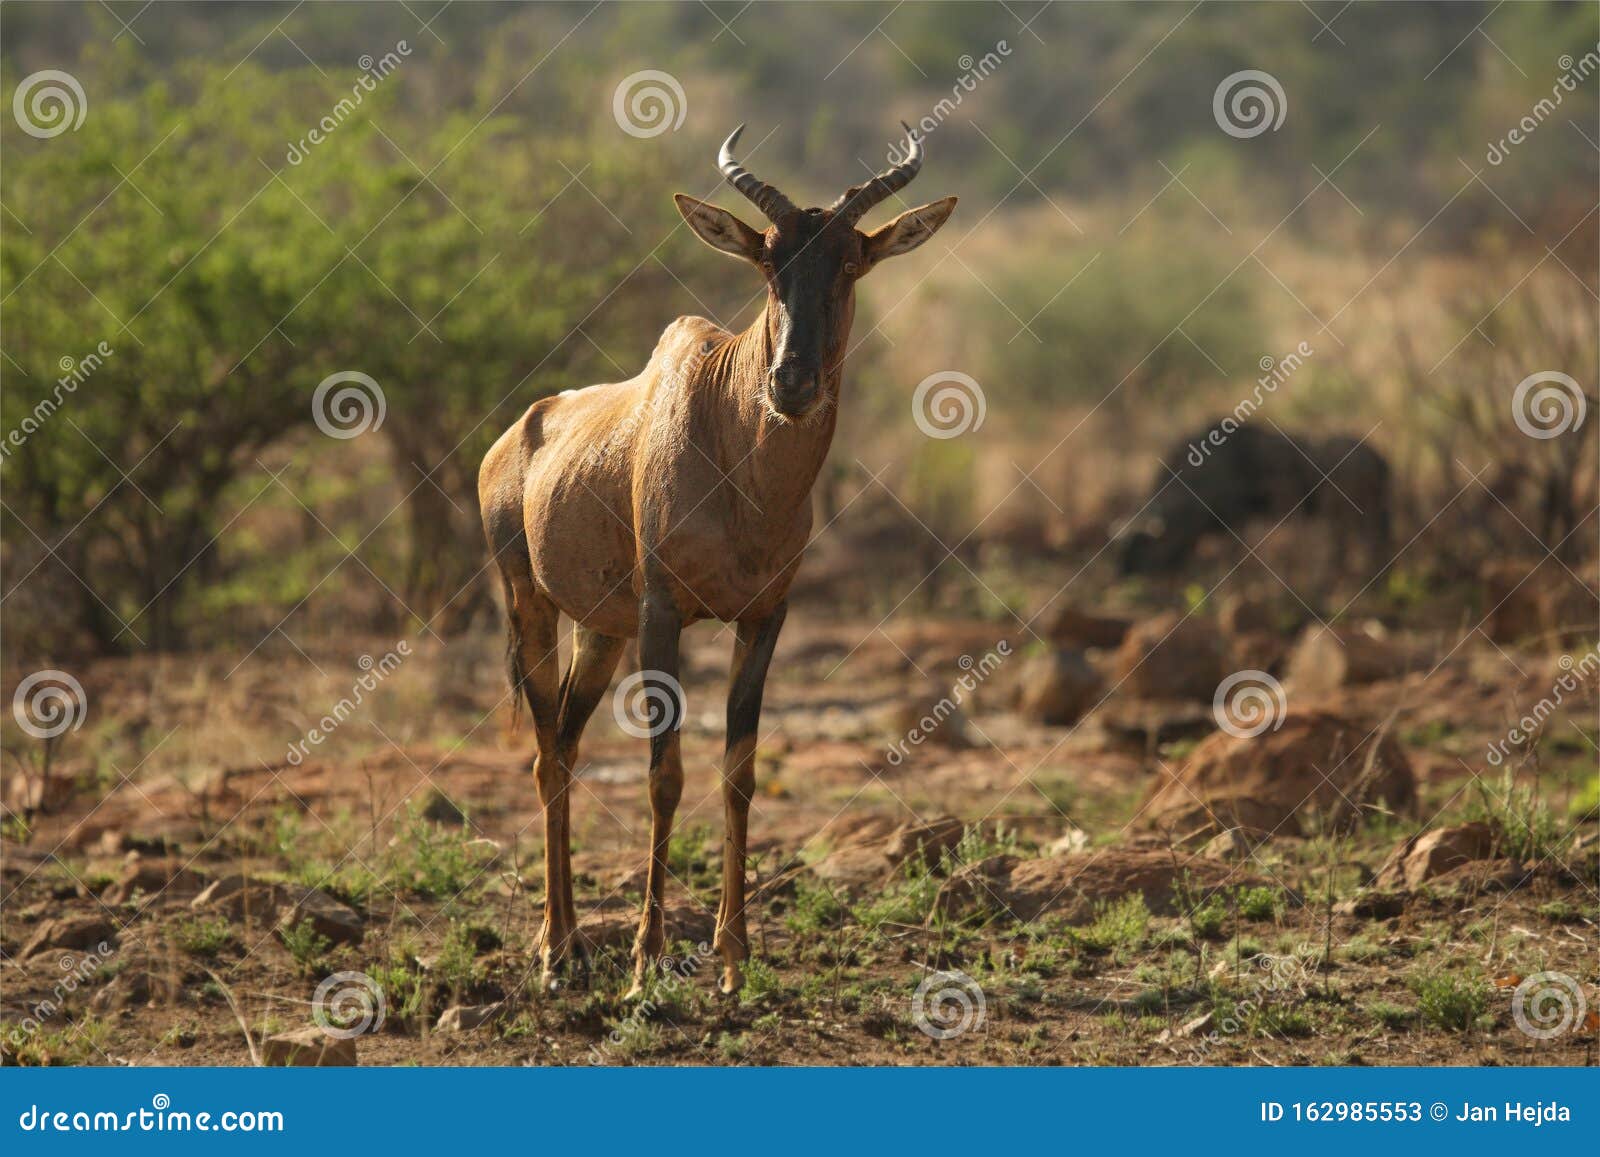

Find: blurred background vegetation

[2,1,1595,659]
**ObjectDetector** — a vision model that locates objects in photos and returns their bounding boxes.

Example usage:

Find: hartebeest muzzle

[768,361,821,417]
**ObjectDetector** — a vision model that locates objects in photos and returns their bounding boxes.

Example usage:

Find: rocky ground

[1,602,1596,1066]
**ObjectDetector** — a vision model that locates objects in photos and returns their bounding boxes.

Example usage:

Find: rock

[1043,606,1131,650]
[1111,613,1226,702]
[1141,712,1417,841]
[810,816,968,893]
[938,848,1274,923]
[1158,1011,1216,1043]
[1226,631,1290,679]
[882,817,964,870]
[419,789,467,826]
[3,772,76,816]
[21,916,118,960]
[1217,594,1281,637]
[574,906,714,954]
[1373,822,1501,890]
[809,844,897,892]
[103,858,208,906]
[1335,892,1407,919]
[881,687,975,749]
[275,887,365,946]
[1047,828,1091,855]
[191,875,285,922]
[1483,557,1599,646]
[1285,625,1418,697]
[88,966,182,1011]
[1427,858,1530,893]
[1017,649,1102,725]
[434,1003,504,1033]
[1200,828,1268,861]
[260,1027,357,1067]
[1096,698,1214,747]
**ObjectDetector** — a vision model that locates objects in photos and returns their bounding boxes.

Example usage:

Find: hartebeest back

[479,124,954,996]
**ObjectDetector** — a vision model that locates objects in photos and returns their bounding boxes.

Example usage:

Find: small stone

[434,1003,504,1033]
[261,1027,357,1067]
[191,875,285,922]
[1156,1012,1214,1045]
[1047,828,1090,855]
[103,858,208,906]
[1043,606,1131,650]
[1335,891,1407,919]
[1111,613,1226,703]
[881,817,964,869]
[1286,624,1417,697]
[1017,648,1102,726]
[1180,1011,1214,1037]
[21,916,117,960]
[1200,828,1265,861]
[1374,822,1500,890]
[275,887,365,946]
[419,790,467,826]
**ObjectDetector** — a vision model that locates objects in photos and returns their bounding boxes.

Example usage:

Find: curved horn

[719,124,797,224]
[831,121,923,224]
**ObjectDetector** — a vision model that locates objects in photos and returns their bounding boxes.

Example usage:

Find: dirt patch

[1140,712,1417,841]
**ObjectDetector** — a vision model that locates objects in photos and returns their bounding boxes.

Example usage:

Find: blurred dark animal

[479,125,954,997]
[1118,424,1391,576]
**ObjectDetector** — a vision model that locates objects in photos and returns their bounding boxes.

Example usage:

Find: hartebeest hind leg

[629,588,685,997]
[716,604,786,994]
[503,585,578,985]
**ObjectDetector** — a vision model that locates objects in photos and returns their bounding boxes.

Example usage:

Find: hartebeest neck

[700,307,840,528]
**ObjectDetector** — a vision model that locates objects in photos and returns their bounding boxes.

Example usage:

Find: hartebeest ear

[861,196,957,272]
[674,194,765,262]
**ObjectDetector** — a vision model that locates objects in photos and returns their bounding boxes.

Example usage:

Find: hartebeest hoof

[536,926,591,993]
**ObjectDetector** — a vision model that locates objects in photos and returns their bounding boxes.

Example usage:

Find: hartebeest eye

[843,261,858,276]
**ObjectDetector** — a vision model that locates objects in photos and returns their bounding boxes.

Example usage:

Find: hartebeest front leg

[629,588,684,997]
[716,604,786,994]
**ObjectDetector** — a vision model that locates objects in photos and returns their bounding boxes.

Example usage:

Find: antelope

[479,124,954,996]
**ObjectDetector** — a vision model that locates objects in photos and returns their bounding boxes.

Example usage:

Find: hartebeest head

[673,124,956,419]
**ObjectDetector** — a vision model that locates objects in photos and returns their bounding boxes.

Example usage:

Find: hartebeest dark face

[675,124,956,420]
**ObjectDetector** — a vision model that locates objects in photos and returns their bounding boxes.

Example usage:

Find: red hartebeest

[478,124,954,996]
